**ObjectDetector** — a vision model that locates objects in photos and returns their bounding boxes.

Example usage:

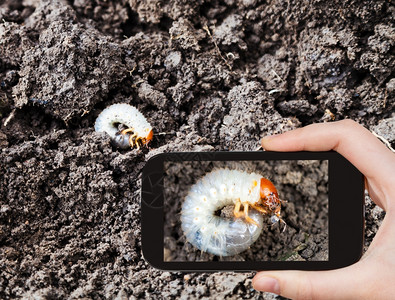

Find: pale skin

[253,119,395,300]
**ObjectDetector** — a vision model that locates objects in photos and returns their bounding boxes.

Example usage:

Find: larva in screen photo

[163,160,329,262]
[181,169,285,256]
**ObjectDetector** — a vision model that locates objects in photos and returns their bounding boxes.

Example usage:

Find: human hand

[253,119,395,299]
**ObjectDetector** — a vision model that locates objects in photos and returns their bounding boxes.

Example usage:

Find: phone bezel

[141,151,364,271]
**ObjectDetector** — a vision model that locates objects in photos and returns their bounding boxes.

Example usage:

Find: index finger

[261,120,395,210]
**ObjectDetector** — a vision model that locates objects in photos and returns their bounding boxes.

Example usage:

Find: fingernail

[262,134,279,141]
[253,276,280,294]
[261,135,278,149]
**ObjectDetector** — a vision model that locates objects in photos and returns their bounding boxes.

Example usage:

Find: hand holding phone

[253,120,395,299]
[141,149,364,271]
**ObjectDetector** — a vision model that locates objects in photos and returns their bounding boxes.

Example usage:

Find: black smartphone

[141,151,364,271]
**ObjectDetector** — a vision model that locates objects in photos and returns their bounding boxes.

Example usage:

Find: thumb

[252,266,367,300]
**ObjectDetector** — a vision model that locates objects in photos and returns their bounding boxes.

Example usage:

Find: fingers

[261,120,389,163]
[252,265,369,300]
[261,120,395,210]
[252,211,395,300]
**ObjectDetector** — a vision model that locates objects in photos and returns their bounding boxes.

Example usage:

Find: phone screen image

[163,160,328,262]
[141,151,363,271]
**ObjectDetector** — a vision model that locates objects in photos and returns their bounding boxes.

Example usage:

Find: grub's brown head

[259,178,282,221]
[142,128,153,145]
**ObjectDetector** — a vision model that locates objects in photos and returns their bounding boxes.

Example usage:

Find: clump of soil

[0,0,394,298]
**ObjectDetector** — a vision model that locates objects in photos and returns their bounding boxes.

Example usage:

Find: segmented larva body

[181,169,283,257]
[94,103,153,149]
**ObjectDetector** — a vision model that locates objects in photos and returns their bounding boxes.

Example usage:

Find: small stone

[164,51,182,71]
[386,78,395,92]
[371,117,395,143]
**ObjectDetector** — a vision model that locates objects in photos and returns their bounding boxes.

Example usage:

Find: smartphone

[141,151,364,271]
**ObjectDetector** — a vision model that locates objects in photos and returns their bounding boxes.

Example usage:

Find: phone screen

[163,160,328,262]
[141,151,363,271]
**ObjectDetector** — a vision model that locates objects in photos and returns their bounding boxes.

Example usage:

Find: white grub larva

[94,103,153,149]
[181,169,284,257]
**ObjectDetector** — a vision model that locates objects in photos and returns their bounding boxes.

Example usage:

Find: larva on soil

[95,103,153,149]
[181,169,281,257]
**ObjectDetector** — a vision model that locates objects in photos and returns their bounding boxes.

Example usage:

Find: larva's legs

[251,203,270,215]
[270,217,287,232]
[233,199,258,226]
[279,217,287,233]
[279,199,287,232]
[243,202,258,226]
[233,199,243,218]
[120,128,138,148]
[135,137,141,149]
[128,133,138,148]
[121,128,135,135]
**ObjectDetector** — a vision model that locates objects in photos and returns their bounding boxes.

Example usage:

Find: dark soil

[0,0,394,299]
